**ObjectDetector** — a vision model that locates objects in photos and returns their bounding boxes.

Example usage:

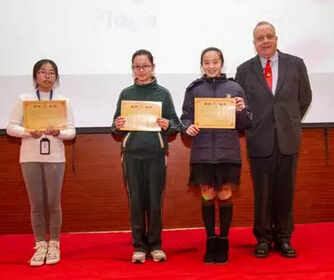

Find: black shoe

[254,243,270,258]
[215,237,228,265]
[204,237,216,263]
[275,242,297,258]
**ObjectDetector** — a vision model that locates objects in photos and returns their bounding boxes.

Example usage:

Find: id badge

[40,137,50,155]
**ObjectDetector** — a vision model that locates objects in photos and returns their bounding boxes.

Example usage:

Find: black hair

[33,59,59,88]
[200,47,224,65]
[131,49,154,65]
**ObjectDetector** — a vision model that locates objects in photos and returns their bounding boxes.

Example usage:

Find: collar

[259,51,279,65]
[36,89,53,100]
[203,73,227,82]
[134,77,157,88]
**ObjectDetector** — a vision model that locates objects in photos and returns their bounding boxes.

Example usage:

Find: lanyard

[36,89,53,101]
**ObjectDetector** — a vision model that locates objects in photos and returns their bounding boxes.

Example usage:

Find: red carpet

[1,223,334,280]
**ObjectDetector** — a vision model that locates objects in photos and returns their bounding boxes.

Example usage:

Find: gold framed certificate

[23,100,67,131]
[194,97,236,129]
[121,100,162,131]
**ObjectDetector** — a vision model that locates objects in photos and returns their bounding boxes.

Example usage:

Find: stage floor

[1,223,334,280]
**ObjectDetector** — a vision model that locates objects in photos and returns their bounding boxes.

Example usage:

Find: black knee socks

[201,199,215,238]
[202,197,233,238]
[218,197,233,238]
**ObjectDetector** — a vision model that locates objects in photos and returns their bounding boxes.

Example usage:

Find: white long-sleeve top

[6,92,76,163]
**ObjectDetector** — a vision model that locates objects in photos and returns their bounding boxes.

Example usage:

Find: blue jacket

[181,75,252,164]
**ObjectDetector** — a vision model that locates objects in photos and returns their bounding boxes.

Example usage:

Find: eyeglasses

[132,65,152,71]
[37,70,56,77]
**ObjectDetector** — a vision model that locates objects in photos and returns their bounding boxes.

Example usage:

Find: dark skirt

[188,162,241,191]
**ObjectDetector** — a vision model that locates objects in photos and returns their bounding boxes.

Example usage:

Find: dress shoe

[275,242,297,258]
[254,243,270,258]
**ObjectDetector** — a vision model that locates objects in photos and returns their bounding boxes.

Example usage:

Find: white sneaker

[132,251,146,264]
[45,240,60,265]
[29,241,48,267]
[150,250,166,262]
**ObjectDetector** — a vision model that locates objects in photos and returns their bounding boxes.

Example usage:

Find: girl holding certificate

[112,49,180,264]
[180,47,251,264]
[6,59,76,266]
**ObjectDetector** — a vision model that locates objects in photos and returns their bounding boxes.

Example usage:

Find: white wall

[1,0,333,128]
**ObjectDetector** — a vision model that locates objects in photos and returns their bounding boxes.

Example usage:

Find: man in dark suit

[235,21,312,258]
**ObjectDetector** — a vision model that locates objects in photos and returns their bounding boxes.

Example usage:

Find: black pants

[250,137,297,244]
[122,154,166,252]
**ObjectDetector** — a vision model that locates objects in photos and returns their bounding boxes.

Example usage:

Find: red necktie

[264,60,272,90]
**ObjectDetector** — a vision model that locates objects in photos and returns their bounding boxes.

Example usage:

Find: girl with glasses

[6,59,76,266]
[112,49,180,264]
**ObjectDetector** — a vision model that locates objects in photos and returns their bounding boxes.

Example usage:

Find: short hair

[253,21,276,38]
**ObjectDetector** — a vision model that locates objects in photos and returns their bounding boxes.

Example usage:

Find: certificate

[120,100,162,131]
[23,100,67,131]
[194,97,236,129]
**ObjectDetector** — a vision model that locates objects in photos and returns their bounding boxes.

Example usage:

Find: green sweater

[111,78,180,158]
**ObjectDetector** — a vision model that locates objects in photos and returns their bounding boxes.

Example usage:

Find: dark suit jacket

[235,51,312,157]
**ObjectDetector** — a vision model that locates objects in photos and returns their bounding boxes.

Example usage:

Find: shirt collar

[259,51,279,65]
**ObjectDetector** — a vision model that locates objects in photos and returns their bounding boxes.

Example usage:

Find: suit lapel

[251,56,273,95]
[275,52,287,95]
